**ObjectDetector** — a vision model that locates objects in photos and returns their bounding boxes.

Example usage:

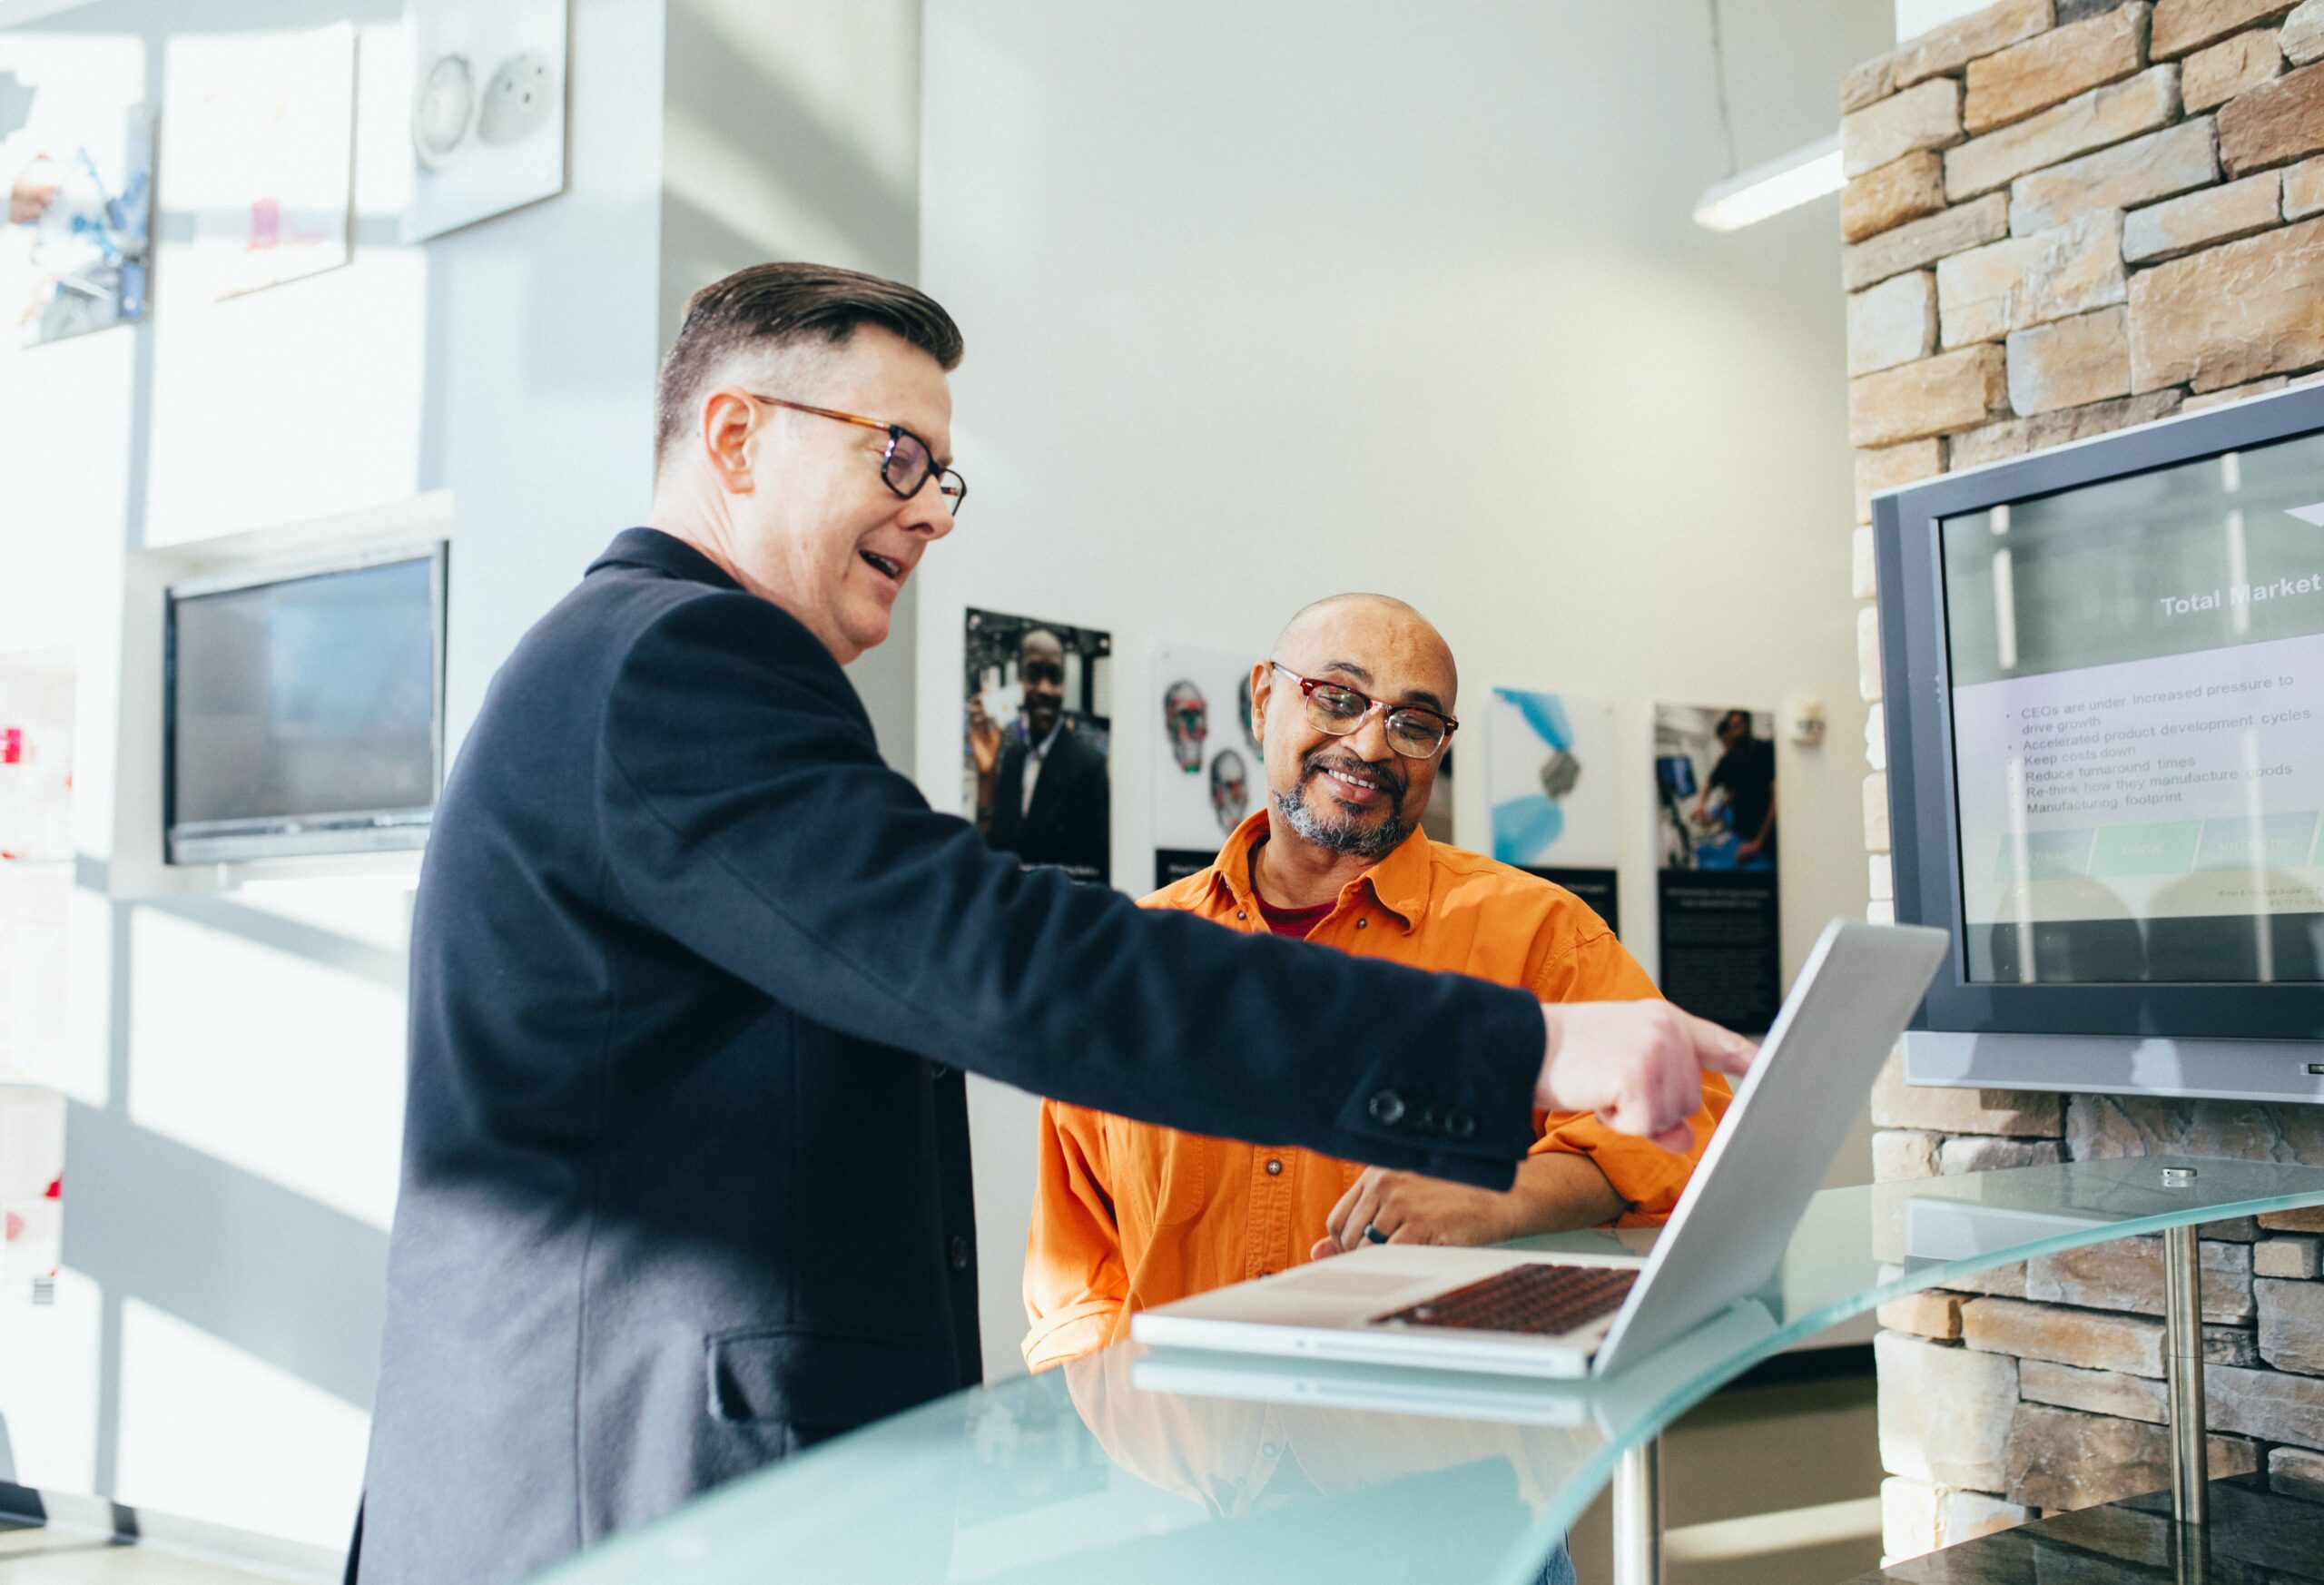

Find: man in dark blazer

[349,263,1754,1585]
[985,627,1110,881]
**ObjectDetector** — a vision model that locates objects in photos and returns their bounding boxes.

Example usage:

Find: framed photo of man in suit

[964,607,1112,884]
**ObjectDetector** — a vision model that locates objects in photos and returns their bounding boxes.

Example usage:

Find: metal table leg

[1612,1435,1663,1585]
[2163,1220,2209,1531]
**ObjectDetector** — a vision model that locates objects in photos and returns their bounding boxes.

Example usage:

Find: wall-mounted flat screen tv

[1876,385,2324,1103]
[165,546,447,865]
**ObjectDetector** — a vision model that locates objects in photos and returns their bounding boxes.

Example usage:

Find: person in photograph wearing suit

[985,626,1110,882]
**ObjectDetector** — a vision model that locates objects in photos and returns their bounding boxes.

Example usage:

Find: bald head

[1272,594,1458,714]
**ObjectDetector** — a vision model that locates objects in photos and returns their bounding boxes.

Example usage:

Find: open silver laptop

[1129,918,1948,1379]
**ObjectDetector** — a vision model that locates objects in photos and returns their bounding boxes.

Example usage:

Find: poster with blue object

[1487,687,1620,934]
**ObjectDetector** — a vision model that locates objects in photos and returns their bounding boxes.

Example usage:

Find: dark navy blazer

[351,529,1544,1584]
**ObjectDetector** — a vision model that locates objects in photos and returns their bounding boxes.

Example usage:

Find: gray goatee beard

[1278,758,1408,860]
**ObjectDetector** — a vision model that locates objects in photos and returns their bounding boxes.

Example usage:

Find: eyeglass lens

[1302,683,1446,758]
[881,430,968,513]
[883,430,931,494]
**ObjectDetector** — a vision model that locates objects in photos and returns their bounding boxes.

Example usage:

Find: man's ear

[701,389,758,495]
[1247,661,1272,745]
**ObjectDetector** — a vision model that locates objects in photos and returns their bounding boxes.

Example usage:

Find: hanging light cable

[1691,0,1845,231]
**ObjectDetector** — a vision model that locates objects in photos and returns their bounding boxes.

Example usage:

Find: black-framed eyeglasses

[743,393,968,516]
[1269,662,1458,758]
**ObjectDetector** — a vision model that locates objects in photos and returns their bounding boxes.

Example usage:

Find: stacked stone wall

[1844,0,2324,1560]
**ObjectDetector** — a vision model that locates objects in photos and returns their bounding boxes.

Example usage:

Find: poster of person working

[965,608,1112,885]
[1653,704,1781,1032]
[1486,687,1621,934]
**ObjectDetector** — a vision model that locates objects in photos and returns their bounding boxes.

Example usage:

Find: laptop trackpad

[1273,1267,1425,1300]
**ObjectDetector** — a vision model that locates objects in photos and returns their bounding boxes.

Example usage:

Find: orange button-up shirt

[1021,811,1732,1373]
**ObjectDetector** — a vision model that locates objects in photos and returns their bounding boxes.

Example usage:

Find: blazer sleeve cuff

[1329,980,1542,1188]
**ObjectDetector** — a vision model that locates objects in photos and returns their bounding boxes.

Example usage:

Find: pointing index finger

[1688,1013,1759,1076]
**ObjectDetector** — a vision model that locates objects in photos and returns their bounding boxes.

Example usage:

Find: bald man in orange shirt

[1022,595,1733,1372]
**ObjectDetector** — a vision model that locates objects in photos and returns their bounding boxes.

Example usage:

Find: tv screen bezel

[163,541,448,866]
[1875,381,2324,1044]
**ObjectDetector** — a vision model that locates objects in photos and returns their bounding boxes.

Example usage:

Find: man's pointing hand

[1536,1001,1758,1153]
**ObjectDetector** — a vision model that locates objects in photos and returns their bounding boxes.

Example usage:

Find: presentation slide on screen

[1954,623,2324,920]
[1949,575,2324,989]
[1942,438,2324,983]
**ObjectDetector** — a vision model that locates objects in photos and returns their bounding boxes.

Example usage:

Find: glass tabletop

[531,1157,2324,1585]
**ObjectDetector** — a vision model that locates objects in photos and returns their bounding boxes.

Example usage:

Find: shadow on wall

[656,0,919,341]
[60,860,393,1505]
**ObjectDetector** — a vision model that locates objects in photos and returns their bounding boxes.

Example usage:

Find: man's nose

[901,485,956,541]
[1347,708,1394,763]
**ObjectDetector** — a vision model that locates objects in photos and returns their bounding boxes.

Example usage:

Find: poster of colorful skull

[1151,643,1264,890]
[0,43,153,347]
[964,608,1112,885]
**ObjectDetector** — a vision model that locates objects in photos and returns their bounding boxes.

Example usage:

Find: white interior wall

[660,0,925,767]
[0,0,665,1551]
[921,0,1893,1381]
[1896,0,1989,43]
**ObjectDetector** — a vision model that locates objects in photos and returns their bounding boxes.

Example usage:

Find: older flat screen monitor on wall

[165,546,447,865]
[1876,384,2324,1103]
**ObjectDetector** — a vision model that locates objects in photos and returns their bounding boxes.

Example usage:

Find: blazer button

[1446,1108,1477,1140]
[949,1235,971,1271]
[1368,1090,1406,1126]
[930,1063,953,1080]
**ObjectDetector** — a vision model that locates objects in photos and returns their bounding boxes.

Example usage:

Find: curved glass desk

[533,1157,2324,1585]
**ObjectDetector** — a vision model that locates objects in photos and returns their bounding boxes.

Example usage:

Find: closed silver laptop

[1130,919,1948,1378]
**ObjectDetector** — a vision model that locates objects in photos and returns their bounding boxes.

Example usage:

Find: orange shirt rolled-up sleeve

[1523,926,1733,1226]
[1023,1098,1131,1372]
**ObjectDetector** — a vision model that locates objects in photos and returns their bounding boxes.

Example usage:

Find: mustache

[1299,748,1406,802]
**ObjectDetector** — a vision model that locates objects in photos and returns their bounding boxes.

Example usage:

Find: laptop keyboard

[1372,1264,1639,1336]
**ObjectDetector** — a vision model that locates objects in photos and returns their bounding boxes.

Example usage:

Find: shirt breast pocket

[1101,1117,1210,1228]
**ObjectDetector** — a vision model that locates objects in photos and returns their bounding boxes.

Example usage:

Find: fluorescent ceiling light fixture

[1692,132,1844,231]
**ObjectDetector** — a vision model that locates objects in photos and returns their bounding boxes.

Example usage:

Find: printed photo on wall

[1486,687,1620,934]
[402,0,568,242]
[966,608,1112,885]
[0,648,74,1091]
[171,23,356,300]
[0,1087,64,1304]
[1653,704,1781,1033]
[0,47,152,347]
[1151,643,1264,890]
